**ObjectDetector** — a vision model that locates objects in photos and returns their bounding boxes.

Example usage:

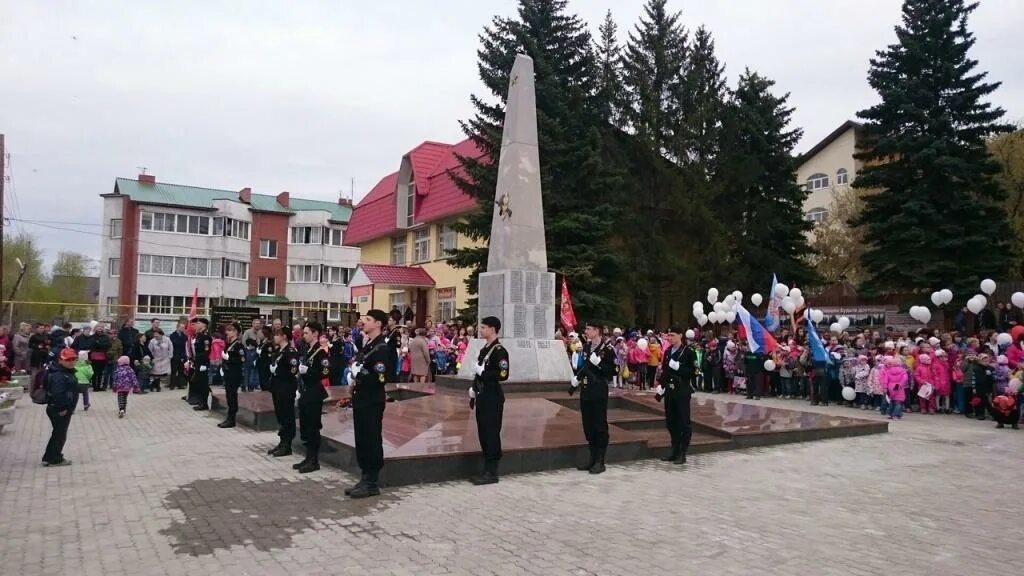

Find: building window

[404,175,415,228]
[110,219,123,239]
[136,295,207,317]
[290,226,322,245]
[413,228,431,263]
[324,266,352,285]
[326,302,342,321]
[391,235,407,266]
[389,292,406,310]
[139,211,210,235]
[223,259,248,280]
[288,265,320,283]
[805,173,829,191]
[259,239,278,259]
[437,223,457,258]
[291,301,321,320]
[436,287,456,322]
[138,254,212,277]
[326,228,343,246]
[105,297,119,318]
[836,168,849,185]
[258,277,277,296]
[108,258,120,278]
[218,297,248,308]
[213,217,251,240]
[805,208,830,224]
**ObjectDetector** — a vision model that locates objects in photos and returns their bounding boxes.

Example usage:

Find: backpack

[30,365,49,404]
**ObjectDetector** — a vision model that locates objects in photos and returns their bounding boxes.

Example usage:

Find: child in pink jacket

[932,349,952,414]
[881,356,908,419]
[913,354,937,414]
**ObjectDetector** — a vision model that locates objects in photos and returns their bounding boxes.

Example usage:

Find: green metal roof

[112,178,352,222]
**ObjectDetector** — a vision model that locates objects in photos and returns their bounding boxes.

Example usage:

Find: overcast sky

[2,0,1021,267]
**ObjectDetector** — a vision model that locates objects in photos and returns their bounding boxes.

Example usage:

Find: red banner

[559,277,577,334]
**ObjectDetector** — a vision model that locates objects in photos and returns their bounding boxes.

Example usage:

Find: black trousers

[190,368,210,407]
[224,371,242,420]
[746,370,762,398]
[354,402,385,472]
[271,382,297,445]
[580,389,609,453]
[475,384,505,464]
[43,407,72,464]
[90,360,107,391]
[258,364,271,391]
[663,389,693,456]
[170,357,186,389]
[813,362,829,404]
[298,401,322,458]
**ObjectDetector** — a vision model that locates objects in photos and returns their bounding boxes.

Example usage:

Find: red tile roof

[345,137,486,245]
[358,264,435,287]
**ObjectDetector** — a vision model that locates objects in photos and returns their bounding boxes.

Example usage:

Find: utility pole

[1,133,6,309]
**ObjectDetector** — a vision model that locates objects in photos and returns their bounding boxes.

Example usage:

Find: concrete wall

[98,195,124,317]
[797,127,861,213]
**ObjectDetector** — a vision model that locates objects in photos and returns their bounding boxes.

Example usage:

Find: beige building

[796,120,865,224]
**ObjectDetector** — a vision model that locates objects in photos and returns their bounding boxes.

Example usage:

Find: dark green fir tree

[852,0,1012,296]
[449,0,623,325]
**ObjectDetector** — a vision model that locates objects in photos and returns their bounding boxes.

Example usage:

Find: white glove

[474,363,484,376]
[654,385,665,396]
[352,363,363,376]
[831,352,842,360]
[571,375,580,388]
[346,371,356,386]
[468,386,476,399]
[221,352,229,361]
[589,352,601,366]
[199,365,207,373]
[270,363,278,373]
[669,359,680,371]
[298,364,309,375]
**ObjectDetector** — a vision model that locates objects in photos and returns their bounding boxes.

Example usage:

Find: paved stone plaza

[0,391,1020,576]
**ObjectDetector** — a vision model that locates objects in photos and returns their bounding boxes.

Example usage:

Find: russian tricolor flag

[737,304,779,354]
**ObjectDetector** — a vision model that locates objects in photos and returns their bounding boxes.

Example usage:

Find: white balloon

[775,283,789,298]
[637,338,648,350]
[693,309,703,320]
[763,359,776,372]
[917,308,931,324]
[751,293,763,306]
[811,309,824,324]
[940,289,953,304]
[713,302,725,314]
[930,292,943,307]
[707,311,719,324]
[725,311,736,323]
[928,337,940,346]
[967,298,984,314]
[909,306,921,321]
[841,387,856,402]
[1013,292,1024,309]
[707,288,719,304]
[723,295,736,308]
[839,316,851,330]
[698,314,708,326]
[830,322,842,334]
[693,300,704,311]
[981,279,996,295]
[685,329,695,340]
[782,299,796,314]
[733,291,743,303]
[975,294,988,308]
[789,287,802,299]
[997,332,1012,346]
[795,295,805,310]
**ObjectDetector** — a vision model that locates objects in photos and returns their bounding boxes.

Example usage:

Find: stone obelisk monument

[458,54,572,383]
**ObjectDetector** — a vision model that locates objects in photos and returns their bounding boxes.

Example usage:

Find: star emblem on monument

[497,192,512,220]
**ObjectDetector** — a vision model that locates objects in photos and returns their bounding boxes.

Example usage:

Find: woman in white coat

[147,329,173,392]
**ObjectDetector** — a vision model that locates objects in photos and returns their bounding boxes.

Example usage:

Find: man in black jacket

[569,321,617,474]
[169,321,187,391]
[655,327,696,465]
[294,321,330,474]
[43,347,80,467]
[345,309,394,498]
[188,318,212,410]
[468,316,510,485]
[218,323,245,429]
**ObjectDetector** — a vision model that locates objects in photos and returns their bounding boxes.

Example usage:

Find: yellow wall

[354,218,482,321]
[797,126,862,213]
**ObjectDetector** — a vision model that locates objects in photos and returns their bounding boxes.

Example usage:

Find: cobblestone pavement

[1,389,1021,576]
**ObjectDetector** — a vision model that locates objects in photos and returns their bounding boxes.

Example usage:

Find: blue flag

[804,309,831,364]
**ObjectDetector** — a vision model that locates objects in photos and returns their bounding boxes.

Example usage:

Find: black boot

[660,439,679,462]
[471,461,499,485]
[674,452,687,465]
[345,473,367,496]
[267,442,283,455]
[350,470,381,498]
[217,419,236,428]
[577,447,596,471]
[589,448,606,475]
[297,454,320,474]
[291,456,309,470]
[272,443,293,457]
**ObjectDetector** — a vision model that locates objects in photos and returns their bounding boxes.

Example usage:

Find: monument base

[456,337,572,382]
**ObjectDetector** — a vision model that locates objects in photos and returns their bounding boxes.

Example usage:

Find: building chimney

[239,187,252,203]
[276,191,290,208]
[138,174,156,185]
[338,197,353,207]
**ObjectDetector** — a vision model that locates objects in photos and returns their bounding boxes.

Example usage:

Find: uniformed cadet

[655,327,696,464]
[569,321,617,474]
[293,321,330,474]
[266,329,298,458]
[189,318,213,411]
[218,322,245,428]
[468,316,509,485]
[345,309,393,499]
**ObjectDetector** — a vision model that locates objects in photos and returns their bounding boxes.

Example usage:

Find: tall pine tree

[594,10,624,126]
[675,25,727,177]
[718,70,817,292]
[449,0,623,325]
[852,0,1012,295]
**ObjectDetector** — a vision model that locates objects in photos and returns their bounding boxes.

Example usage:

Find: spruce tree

[449,0,623,324]
[594,10,624,126]
[718,70,817,291]
[852,0,1012,295]
[675,25,727,177]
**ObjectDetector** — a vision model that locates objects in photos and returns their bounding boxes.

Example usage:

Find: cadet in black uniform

[267,329,298,457]
[345,309,393,499]
[468,316,509,485]
[190,318,213,411]
[569,321,617,474]
[655,327,696,464]
[218,322,245,428]
[293,321,330,474]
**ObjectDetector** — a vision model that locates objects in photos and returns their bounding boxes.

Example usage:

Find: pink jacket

[913,363,935,390]
[1006,342,1024,369]
[881,365,908,402]
[932,357,951,396]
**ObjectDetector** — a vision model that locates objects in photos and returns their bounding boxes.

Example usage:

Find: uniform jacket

[577,338,617,399]
[298,344,330,405]
[352,334,395,408]
[222,339,245,379]
[659,344,696,394]
[192,333,212,369]
[270,344,299,391]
